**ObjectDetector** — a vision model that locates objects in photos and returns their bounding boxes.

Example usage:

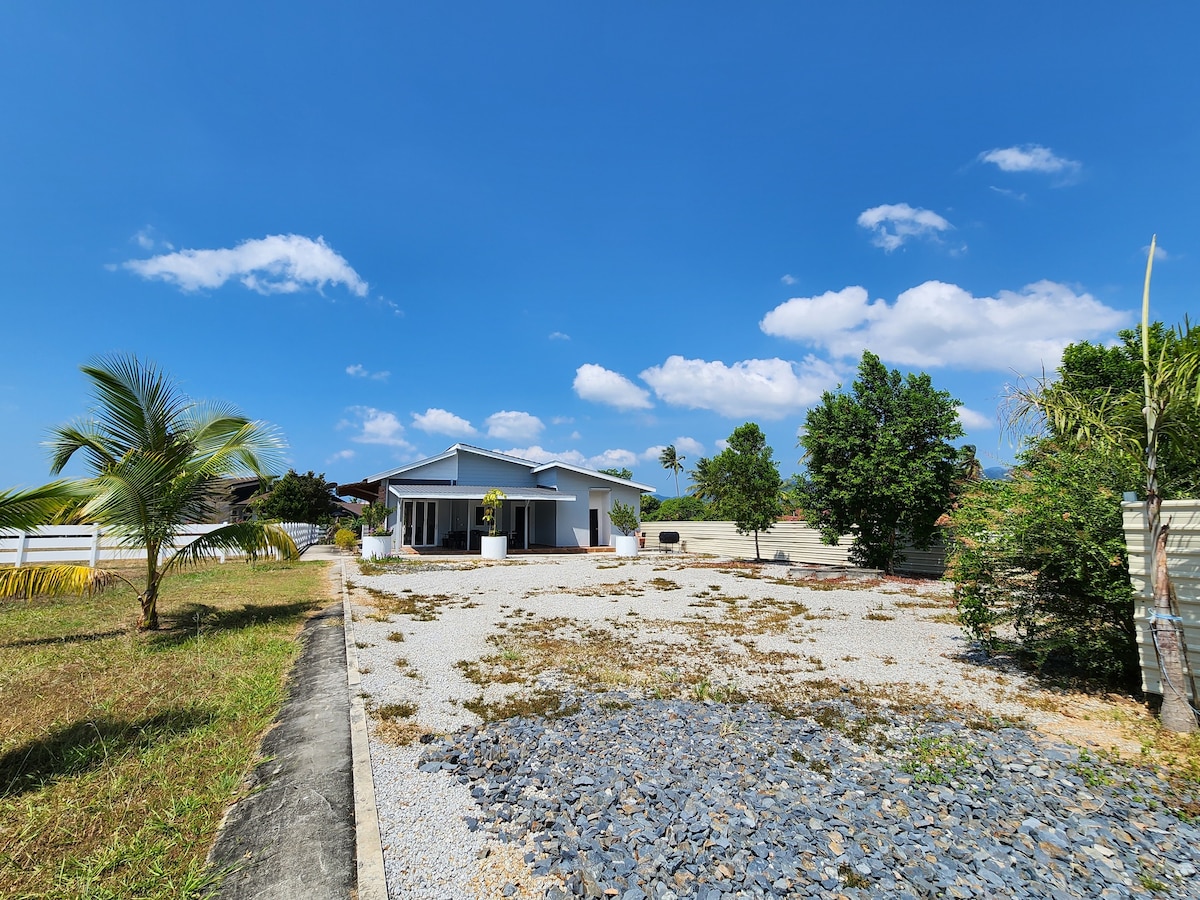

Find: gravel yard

[347,553,1200,899]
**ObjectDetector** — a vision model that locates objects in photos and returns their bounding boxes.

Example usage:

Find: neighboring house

[338,444,654,553]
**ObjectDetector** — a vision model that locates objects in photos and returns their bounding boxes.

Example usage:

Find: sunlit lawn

[0,559,331,900]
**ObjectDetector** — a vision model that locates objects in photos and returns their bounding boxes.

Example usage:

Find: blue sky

[2,3,1197,496]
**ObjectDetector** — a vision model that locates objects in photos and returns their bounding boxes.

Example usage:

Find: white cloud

[485,410,545,442]
[123,234,368,297]
[856,203,954,252]
[1144,243,1170,263]
[639,355,841,419]
[499,445,587,466]
[674,436,705,458]
[979,144,1081,179]
[341,406,413,448]
[549,331,571,341]
[573,364,654,411]
[956,406,994,431]
[989,186,1027,202]
[586,448,639,471]
[569,430,582,440]
[760,280,1127,373]
[325,448,356,464]
[412,407,477,438]
[781,274,797,285]
[551,416,575,426]
[346,363,389,381]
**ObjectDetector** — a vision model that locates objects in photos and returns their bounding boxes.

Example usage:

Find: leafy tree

[598,467,634,480]
[947,444,1140,685]
[253,469,339,523]
[705,423,782,560]
[639,494,662,518]
[645,495,711,522]
[30,355,298,629]
[659,445,685,497]
[800,350,964,574]
[1007,247,1200,731]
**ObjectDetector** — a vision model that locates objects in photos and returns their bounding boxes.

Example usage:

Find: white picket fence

[0,522,324,567]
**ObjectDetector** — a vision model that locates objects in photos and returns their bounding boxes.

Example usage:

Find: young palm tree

[0,480,119,597]
[659,444,685,497]
[43,354,298,630]
[1007,238,1200,732]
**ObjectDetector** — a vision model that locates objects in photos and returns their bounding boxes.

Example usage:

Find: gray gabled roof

[387,484,576,501]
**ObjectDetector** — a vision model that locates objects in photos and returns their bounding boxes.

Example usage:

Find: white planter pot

[361,535,392,560]
[614,534,640,557]
[480,535,508,560]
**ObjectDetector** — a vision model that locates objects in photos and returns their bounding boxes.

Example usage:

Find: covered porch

[386,485,576,553]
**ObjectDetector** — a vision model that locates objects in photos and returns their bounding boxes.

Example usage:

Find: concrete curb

[339,558,390,900]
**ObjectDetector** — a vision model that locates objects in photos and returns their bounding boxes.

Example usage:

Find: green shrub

[334,527,358,552]
[946,444,1140,685]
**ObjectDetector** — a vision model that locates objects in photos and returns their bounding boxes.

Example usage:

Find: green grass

[0,559,329,899]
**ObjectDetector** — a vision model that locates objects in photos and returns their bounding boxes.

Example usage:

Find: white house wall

[457,455,536,487]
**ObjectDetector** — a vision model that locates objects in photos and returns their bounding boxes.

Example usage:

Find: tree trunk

[137,586,159,630]
[1150,495,1195,732]
[754,530,761,562]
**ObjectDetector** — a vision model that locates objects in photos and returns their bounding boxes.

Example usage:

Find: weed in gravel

[464,689,579,723]
[647,577,681,590]
[899,732,973,785]
[387,631,405,642]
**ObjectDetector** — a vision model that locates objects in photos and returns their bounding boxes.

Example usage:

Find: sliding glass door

[402,500,438,547]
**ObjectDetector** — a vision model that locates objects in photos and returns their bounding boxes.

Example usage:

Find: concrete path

[206,547,387,900]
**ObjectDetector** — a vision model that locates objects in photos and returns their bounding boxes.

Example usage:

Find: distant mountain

[982,466,1013,481]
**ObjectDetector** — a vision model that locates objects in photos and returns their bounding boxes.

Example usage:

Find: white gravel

[345,552,1049,899]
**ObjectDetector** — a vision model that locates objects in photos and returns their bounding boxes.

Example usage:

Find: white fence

[1123,500,1200,699]
[0,522,324,567]
[646,520,946,576]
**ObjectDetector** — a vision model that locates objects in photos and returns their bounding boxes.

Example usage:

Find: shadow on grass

[0,706,217,798]
[0,628,128,650]
[148,600,323,649]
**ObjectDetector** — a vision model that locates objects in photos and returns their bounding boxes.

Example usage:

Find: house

[337,444,654,553]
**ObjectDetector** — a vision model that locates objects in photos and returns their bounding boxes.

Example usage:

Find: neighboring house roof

[351,443,655,494]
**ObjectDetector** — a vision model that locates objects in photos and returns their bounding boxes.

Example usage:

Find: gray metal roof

[386,484,577,502]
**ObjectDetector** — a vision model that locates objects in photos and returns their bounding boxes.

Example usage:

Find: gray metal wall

[647,520,946,576]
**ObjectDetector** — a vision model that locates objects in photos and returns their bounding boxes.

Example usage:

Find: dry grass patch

[0,559,328,899]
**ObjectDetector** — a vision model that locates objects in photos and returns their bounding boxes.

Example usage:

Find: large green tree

[947,444,1140,685]
[253,469,339,523]
[703,423,782,560]
[31,354,299,629]
[1007,243,1200,731]
[800,350,963,574]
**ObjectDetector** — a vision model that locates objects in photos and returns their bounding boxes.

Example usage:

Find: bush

[945,444,1140,685]
[334,528,358,552]
[610,500,640,536]
[646,496,712,522]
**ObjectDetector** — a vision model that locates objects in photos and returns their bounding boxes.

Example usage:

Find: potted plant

[479,488,507,560]
[610,499,641,556]
[359,501,393,560]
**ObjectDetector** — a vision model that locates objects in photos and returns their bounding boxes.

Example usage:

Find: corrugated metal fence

[0,522,324,567]
[1123,500,1200,699]
[645,520,946,576]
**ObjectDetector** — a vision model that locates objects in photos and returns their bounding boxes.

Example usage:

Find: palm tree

[0,480,119,597]
[1007,238,1200,732]
[659,444,685,497]
[40,354,299,630]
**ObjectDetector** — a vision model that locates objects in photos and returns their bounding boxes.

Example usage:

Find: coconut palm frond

[0,564,126,599]
[0,480,90,532]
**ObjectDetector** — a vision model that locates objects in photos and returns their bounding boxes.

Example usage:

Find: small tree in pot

[480,489,508,559]
[610,500,641,556]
